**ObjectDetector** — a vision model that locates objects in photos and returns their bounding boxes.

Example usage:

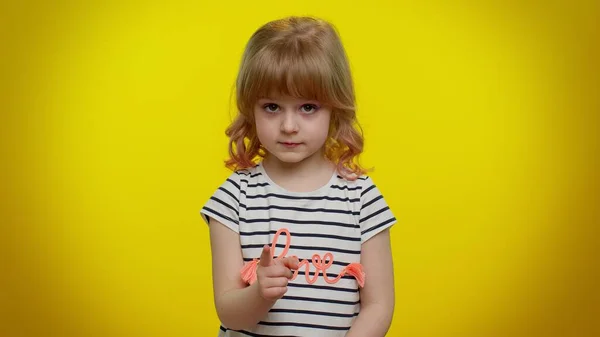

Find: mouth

[279,142,302,148]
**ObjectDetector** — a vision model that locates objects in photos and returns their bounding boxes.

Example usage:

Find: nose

[280,111,299,134]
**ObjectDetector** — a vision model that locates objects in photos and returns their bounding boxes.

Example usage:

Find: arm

[208,217,297,330]
[208,217,274,330]
[346,229,395,337]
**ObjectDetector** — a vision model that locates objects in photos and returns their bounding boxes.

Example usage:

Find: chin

[271,152,308,164]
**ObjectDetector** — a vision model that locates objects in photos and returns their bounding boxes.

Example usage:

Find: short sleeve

[200,172,243,233]
[359,176,396,243]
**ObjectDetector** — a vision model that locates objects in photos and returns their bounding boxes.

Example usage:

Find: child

[201,16,396,337]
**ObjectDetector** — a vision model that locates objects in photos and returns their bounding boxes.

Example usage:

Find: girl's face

[254,94,331,166]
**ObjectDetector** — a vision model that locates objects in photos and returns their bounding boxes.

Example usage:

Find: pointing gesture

[256,244,299,301]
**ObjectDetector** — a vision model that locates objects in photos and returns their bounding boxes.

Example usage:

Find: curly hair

[224,16,367,180]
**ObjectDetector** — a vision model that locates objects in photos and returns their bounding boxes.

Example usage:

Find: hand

[256,244,299,301]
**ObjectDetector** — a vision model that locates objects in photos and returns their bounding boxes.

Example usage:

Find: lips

[279,142,302,148]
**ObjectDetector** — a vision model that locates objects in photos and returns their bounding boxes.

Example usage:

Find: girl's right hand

[256,245,299,301]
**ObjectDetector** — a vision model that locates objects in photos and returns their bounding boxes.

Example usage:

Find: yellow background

[1,1,598,336]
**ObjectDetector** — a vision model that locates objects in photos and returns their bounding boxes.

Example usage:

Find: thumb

[258,244,272,267]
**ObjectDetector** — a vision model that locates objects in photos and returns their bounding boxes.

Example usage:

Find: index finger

[258,244,272,267]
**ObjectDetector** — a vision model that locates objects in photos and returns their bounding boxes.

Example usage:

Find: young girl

[201,16,396,337]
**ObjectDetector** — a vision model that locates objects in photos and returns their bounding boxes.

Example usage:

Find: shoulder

[225,166,260,184]
[334,173,373,189]
[357,175,377,195]
[332,174,383,207]
[231,165,261,178]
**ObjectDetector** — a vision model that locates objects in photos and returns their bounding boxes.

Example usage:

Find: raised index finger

[258,244,272,267]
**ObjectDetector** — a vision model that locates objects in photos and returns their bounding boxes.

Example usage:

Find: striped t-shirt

[200,163,396,337]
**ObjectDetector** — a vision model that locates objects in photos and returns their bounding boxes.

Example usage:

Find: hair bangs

[246,44,336,106]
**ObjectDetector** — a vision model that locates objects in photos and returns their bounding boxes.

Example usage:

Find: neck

[264,151,329,175]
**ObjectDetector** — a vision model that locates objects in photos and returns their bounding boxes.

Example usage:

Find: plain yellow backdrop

[1,1,599,336]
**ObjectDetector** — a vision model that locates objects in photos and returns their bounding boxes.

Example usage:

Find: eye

[300,104,319,114]
[263,103,280,113]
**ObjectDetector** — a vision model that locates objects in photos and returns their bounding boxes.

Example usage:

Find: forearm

[346,302,393,337]
[215,282,275,330]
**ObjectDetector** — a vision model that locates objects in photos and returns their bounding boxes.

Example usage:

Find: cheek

[308,114,331,142]
[254,114,274,140]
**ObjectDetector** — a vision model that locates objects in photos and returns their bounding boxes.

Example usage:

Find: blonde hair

[225,16,367,180]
